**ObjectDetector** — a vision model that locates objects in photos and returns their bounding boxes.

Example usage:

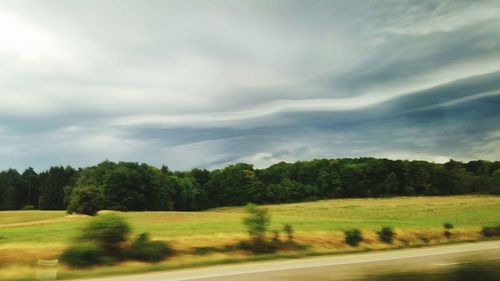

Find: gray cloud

[0,0,499,171]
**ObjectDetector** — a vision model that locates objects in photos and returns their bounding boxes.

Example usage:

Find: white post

[36,259,58,280]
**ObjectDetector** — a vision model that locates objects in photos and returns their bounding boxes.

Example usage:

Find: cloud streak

[0,0,499,171]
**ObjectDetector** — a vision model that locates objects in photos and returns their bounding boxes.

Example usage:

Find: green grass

[0,196,499,281]
[1,196,499,245]
[0,211,66,225]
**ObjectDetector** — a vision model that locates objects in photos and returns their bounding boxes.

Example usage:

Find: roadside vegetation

[0,196,499,280]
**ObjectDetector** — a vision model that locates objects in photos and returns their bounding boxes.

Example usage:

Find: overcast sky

[0,0,499,171]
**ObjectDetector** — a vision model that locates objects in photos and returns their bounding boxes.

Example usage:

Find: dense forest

[0,158,499,212]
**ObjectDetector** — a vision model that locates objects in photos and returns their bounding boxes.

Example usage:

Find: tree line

[0,158,499,211]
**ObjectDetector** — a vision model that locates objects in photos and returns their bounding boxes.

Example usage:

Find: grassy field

[0,196,499,280]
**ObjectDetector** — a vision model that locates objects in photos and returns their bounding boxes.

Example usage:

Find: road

[79,240,500,281]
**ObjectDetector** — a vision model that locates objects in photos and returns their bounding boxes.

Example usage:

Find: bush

[127,233,173,262]
[80,214,131,257]
[481,225,500,237]
[243,204,270,241]
[443,222,454,239]
[345,228,363,246]
[443,222,454,229]
[378,226,394,244]
[67,185,104,216]
[60,243,103,268]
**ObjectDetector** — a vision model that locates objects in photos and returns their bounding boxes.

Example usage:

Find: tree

[491,169,500,194]
[379,172,400,196]
[67,185,104,216]
[38,166,77,210]
[0,169,21,210]
[102,164,145,211]
[21,168,40,208]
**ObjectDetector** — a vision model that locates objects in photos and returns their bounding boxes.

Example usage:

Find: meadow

[1,196,499,280]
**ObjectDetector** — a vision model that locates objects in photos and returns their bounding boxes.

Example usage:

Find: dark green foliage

[345,228,363,246]
[80,214,131,258]
[481,225,500,237]
[67,185,104,216]
[38,166,76,210]
[1,158,500,211]
[60,243,104,268]
[0,169,22,210]
[443,222,454,238]
[61,215,174,267]
[127,233,173,262]
[443,222,454,229]
[378,226,395,243]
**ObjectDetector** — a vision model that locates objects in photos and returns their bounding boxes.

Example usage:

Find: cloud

[0,0,499,171]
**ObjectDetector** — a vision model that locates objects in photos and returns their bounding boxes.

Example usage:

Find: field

[1,196,500,280]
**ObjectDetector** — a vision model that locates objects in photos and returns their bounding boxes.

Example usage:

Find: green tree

[0,169,21,210]
[38,166,77,210]
[102,165,145,211]
[380,172,400,196]
[491,169,500,194]
[67,185,104,216]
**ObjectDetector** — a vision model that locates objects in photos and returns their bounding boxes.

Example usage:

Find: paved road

[80,240,500,281]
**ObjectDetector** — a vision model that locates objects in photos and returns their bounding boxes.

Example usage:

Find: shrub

[243,204,270,241]
[67,185,104,216]
[443,222,454,229]
[60,243,103,268]
[80,214,131,257]
[345,228,363,246]
[127,233,173,262]
[378,226,394,244]
[481,225,500,237]
[443,222,454,239]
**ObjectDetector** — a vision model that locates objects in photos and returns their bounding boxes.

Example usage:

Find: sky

[0,0,499,171]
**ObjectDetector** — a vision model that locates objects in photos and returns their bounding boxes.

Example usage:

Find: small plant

[283,224,294,241]
[378,226,395,244]
[443,222,454,238]
[481,225,500,237]
[345,228,363,246]
[127,233,173,262]
[243,204,270,241]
